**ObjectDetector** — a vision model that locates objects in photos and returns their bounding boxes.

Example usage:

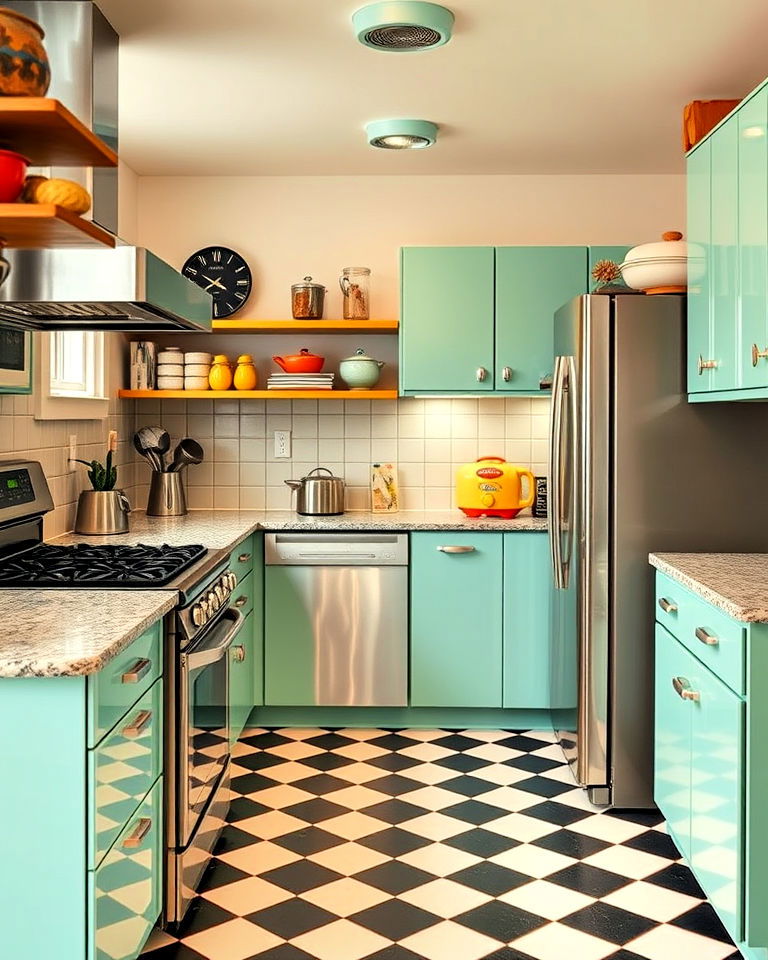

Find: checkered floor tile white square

[142,728,743,960]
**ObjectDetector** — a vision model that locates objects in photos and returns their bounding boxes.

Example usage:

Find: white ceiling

[97,0,768,176]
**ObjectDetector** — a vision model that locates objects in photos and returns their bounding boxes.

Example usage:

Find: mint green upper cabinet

[710,114,739,392]
[739,88,768,389]
[687,140,713,393]
[502,532,551,708]
[495,247,586,392]
[410,532,503,707]
[401,246,495,393]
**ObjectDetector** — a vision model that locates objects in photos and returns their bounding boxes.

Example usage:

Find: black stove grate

[0,542,207,588]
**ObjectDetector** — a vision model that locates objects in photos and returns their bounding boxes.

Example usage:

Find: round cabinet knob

[481,493,495,508]
[191,603,204,627]
[207,590,220,612]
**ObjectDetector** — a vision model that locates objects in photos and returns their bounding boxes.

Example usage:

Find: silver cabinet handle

[502,366,512,382]
[121,658,151,684]
[234,595,248,608]
[698,355,718,375]
[658,597,678,614]
[437,545,476,554]
[233,644,246,663]
[476,367,487,382]
[695,626,719,646]
[672,676,700,701]
[752,344,768,366]
[122,709,152,738]
[238,552,252,563]
[122,817,152,849]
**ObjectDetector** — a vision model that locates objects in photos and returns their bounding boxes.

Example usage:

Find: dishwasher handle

[297,552,378,560]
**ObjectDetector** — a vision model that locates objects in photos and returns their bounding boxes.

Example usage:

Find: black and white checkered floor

[143,728,743,960]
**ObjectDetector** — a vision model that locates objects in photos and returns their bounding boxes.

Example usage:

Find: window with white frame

[49,331,105,398]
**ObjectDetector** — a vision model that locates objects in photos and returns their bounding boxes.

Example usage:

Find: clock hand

[202,275,227,291]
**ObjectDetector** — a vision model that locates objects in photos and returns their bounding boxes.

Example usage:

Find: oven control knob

[218,576,231,597]
[215,581,226,603]
[207,590,220,612]
[191,603,205,627]
[226,571,237,591]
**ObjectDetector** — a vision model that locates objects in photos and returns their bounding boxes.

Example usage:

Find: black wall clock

[182,246,252,319]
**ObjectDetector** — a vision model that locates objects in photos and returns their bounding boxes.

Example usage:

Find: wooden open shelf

[0,98,118,166]
[119,389,398,400]
[0,204,116,248]
[211,319,398,333]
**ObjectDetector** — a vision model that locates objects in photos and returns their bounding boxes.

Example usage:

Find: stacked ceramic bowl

[620,231,701,294]
[184,352,212,390]
[157,347,184,389]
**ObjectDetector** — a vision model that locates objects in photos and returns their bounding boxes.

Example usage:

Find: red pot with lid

[272,348,325,373]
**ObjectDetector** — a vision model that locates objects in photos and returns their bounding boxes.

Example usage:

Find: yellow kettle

[456,456,535,518]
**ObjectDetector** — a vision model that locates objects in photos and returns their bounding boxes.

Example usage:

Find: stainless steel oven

[165,564,241,926]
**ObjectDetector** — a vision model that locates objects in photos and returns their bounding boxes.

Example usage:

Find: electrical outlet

[68,435,77,471]
[274,430,291,459]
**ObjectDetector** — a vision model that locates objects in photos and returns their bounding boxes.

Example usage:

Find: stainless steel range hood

[0,1,212,332]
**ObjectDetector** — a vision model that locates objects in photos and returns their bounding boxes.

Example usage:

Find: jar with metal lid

[339,267,370,320]
[291,276,325,319]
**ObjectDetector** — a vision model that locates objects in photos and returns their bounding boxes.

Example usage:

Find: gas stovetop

[0,542,208,588]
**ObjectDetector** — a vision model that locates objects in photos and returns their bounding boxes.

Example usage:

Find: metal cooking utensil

[134,425,170,472]
[133,428,162,472]
[168,438,204,472]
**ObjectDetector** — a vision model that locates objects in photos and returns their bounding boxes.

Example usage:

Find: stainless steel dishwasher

[264,533,408,706]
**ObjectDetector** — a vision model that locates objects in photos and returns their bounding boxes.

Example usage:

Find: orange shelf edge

[211,319,398,332]
[0,98,118,166]
[0,204,116,248]
[118,389,399,400]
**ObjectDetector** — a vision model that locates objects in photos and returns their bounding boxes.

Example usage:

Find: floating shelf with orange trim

[210,319,398,333]
[0,98,118,167]
[0,204,116,247]
[118,389,398,400]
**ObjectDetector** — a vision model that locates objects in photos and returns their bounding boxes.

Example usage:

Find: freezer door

[550,296,610,794]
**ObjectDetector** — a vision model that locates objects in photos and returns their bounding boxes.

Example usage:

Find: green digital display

[0,469,33,508]
[6,479,18,489]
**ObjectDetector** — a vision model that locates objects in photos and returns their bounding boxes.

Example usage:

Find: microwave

[0,328,32,394]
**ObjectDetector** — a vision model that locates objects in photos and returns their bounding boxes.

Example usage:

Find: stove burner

[0,542,208,588]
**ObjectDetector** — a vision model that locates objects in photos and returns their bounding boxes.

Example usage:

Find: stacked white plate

[157,347,184,389]
[185,351,212,390]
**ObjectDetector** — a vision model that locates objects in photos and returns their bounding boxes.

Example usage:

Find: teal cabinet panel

[401,246,495,392]
[0,675,87,958]
[687,141,713,392]
[264,565,317,705]
[89,777,162,960]
[87,621,162,747]
[495,247,586,392]
[410,532,503,708]
[588,246,634,289]
[502,533,551,708]
[252,535,264,708]
[689,655,744,941]
[230,611,254,744]
[710,115,740,392]
[232,569,254,619]
[230,534,255,583]
[654,625,693,861]
[89,678,163,868]
[738,89,768,390]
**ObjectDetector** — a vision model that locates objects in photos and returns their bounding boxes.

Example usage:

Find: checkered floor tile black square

[143,728,743,960]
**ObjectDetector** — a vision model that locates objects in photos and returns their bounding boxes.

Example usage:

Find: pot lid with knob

[621,231,689,266]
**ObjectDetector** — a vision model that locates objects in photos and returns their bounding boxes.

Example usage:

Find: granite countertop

[650,553,768,622]
[0,589,177,678]
[252,510,548,533]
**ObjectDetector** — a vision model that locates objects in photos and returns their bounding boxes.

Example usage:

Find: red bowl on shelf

[0,149,29,202]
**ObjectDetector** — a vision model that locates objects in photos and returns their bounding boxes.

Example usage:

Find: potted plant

[71,431,131,535]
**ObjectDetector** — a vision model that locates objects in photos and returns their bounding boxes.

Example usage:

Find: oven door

[178,608,243,846]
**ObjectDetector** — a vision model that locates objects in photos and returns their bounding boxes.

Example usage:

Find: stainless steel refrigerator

[549,294,768,808]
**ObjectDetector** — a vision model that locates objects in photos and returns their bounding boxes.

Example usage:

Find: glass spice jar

[339,266,370,320]
[291,276,325,319]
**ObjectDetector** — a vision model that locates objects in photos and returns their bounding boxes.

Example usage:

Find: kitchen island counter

[650,552,768,622]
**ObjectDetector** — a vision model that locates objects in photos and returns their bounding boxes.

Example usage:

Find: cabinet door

[410,533,503,707]
[401,246,495,392]
[738,89,768,389]
[252,533,264,708]
[687,140,713,392]
[654,625,692,860]
[502,533,551,708]
[495,247,586,393]
[689,656,744,941]
[711,115,739,392]
[230,610,254,745]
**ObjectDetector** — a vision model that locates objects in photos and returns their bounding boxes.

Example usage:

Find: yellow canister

[456,456,535,518]
[234,354,258,390]
[209,354,233,391]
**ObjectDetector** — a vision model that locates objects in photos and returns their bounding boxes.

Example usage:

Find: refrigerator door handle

[561,355,578,586]
[549,355,565,589]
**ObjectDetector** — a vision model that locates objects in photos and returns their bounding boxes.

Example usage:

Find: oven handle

[186,609,244,671]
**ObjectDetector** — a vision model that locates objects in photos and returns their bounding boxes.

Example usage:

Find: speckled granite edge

[253,511,549,532]
[649,552,768,622]
[0,590,177,678]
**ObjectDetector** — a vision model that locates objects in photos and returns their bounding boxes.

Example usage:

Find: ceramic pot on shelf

[234,354,258,390]
[0,7,50,95]
[620,231,699,295]
[209,354,233,390]
[338,347,384,390]
[272,348,325,374]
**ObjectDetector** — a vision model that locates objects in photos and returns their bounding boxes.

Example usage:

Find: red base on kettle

[459,507,522,519]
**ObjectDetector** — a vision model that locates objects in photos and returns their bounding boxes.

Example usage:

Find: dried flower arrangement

[591,259,623,290]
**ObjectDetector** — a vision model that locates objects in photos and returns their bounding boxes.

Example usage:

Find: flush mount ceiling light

[353,2,454,51]
[366,119,438,149]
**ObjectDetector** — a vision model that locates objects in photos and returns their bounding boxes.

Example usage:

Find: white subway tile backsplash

[239,415,266,439]
[318,415,344,438]
[344,415,371,439]
[214,462,239,486]
[213,414,239,438]
[345,438,371,461]
[292,438,319,462]
[397,438,425,462]
[451,415,478,439]
[425,439,451,462]
[318,438,344,461]
[478,416,505,440]
[292,415,319,438]
[371,439,398,461]
[240,438,267,461]
[371,415,398,439]
[505,416,532,439]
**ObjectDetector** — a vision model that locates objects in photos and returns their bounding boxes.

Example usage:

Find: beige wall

[137,173,686,319]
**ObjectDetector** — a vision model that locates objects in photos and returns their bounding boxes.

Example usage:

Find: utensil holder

[74,489,131,535]
[146,472,187,517]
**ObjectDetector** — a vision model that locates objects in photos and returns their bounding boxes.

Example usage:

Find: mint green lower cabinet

[495,247,586,393]
[265,565,316,705]
[502,533,551,708]
[230,611,254,744]
[252,534,264,708]
[410,532,503,708]
[90,778,162,960]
